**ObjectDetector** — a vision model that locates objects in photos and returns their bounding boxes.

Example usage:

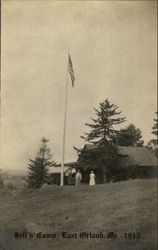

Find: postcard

[0,1,157,250]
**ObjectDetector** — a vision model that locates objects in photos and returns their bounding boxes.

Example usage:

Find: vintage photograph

[0,1,157,250]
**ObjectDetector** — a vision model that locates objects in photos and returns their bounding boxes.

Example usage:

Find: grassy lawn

[0,179,157,250]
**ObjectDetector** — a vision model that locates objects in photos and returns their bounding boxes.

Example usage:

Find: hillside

[0,179,157,250]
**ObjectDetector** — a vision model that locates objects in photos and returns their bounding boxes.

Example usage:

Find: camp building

[48,144,157,184]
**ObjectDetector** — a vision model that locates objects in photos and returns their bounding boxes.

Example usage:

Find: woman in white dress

[89,171,96,186]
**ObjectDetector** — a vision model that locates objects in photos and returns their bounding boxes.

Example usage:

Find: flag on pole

[68,54,75,87]
[60,52,75,186]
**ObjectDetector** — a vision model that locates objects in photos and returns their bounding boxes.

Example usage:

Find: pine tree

[81,99,126,147]
[27,137,56,188]
[150,111,158,157]
[117,123,144,146]
[76,144,122,183]
[76,99,126,182]
[152,111,158,136]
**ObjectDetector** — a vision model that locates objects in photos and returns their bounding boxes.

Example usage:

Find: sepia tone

[0,1,157,250]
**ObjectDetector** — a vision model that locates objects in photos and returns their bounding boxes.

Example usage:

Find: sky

[1,1,157,173]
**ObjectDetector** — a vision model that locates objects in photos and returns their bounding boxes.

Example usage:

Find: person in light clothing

[75,170,82,186]
[89,171,96,186]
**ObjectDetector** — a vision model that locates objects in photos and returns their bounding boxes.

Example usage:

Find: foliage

[152,111,158,136]
[27,137,56,188]
[147,112,158,157]
[77,145,136,183]
[81,99,126,147]
[75,99,126,182]
[116,123,144,146]
[146,139,157,150]
[47,174,60,185]
[77,146,117,182]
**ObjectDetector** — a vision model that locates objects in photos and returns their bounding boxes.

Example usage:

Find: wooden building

[77,144,157,183]
[118,146,157,178]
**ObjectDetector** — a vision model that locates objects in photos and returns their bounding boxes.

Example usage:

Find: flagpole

[60,56,69,186]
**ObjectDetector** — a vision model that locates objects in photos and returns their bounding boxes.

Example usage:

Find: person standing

[89,171,96,186]
[75,170,82,186]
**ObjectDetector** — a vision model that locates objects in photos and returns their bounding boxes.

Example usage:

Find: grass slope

[0,179,157,250]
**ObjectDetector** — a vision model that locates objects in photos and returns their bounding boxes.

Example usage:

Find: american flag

[68,54,75,87]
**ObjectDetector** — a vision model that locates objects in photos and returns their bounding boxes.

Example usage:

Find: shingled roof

[118,146,157,167]
[83,144,157,167]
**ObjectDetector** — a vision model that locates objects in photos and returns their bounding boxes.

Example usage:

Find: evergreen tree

[152,111,158,136]
[27,137,55,188]
[116,123,144,146]
[81,99,126,147]
[149,111,158,157]
[76,144,123,183]
[75,99,126,182]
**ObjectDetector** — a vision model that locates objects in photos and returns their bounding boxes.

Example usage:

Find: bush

[47,174,60,185]
[106,164,138,182]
